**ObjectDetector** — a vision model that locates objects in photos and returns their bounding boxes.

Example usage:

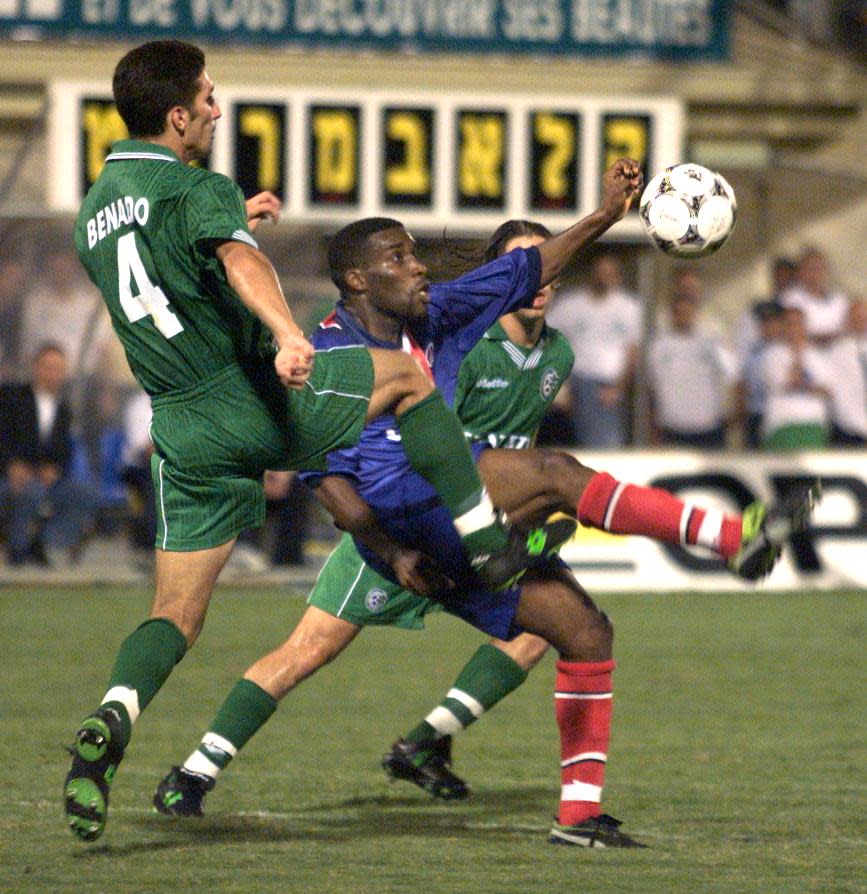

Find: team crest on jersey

[540,367,560,399]
[365,587,389,613]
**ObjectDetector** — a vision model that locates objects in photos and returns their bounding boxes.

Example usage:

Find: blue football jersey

[300,246,541,583]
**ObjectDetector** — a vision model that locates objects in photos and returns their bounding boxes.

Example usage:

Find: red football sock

[577,471,742,558]
[555,658,615,826]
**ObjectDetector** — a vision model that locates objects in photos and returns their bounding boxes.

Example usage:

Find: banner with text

[49,81,683,234]
[558,451,867,591]
[2,1,729,58]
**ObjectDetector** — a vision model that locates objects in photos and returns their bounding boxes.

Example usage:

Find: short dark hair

[113,40,206,137]
[483,220,552,264]
[327,217,404,294]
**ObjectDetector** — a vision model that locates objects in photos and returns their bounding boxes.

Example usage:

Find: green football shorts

[149,349,373,551]
[308,533,442,629]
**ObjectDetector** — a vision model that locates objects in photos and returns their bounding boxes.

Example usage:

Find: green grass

[1,586,865,894]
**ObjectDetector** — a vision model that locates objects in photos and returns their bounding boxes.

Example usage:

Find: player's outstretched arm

[537,158,643,286]
[315,474,453,597]
[216,240,313,389]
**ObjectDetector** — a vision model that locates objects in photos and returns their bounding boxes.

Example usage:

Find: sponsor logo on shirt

[476,377,510,389]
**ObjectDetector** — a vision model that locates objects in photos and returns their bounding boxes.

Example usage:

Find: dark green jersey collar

[105,140,181,163]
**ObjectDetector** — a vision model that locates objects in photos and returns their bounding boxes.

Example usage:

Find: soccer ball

[639,163,737,258]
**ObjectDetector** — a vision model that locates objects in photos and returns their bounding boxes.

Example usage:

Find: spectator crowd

[1,237,865,570]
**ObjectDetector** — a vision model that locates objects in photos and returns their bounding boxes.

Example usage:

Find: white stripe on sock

[184,750,221,778]
[696,508,724,551]
[561,751,607,767]
[424,706,465,736]
[446,687,485,718]
[554,692,611,700]
[602,482,627,531]
[561,781,602,803]
[453,489,497,537]
[102,686,141,724]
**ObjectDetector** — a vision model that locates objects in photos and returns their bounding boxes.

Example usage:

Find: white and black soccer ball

[639,163,737,258]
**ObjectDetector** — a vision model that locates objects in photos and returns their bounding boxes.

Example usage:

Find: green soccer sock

[183,679,277,780]
[100,618,188,748]
[405,644,529,748]
[396,391,507,556]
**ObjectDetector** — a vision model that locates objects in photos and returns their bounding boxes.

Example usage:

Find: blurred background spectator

[546,253,642,448]
[0,257,27,382]
[736,300,785,449]
[18,244,112,381]
[119,388,156,567]
[733,256,798,371]
[0,342,98,565]
[760,307,835,449]
[825,300,867,446]
[779,247,851,345]
[647,274,738,449]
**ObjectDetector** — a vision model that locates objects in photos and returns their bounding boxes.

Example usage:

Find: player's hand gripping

[600,158,644,223]
[391,548,455,598]
[245,191,282,232]
[274,331,315,389]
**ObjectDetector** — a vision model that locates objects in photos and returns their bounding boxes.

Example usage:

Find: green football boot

[729,480,821,581]
[63,707,125,841]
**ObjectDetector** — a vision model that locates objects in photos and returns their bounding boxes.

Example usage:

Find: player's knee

[520,635,550,669]
[563,586,613,660]
[543,451,594,488]
[495,633,549,671]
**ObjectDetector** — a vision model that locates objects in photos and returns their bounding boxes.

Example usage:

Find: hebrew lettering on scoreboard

[52,83,683,235]
[382,107,435,210]
[455,109,508,212]
[529,110,580,214]
[234,103,287,201]
[601,113,652,214]
[79,98,128,197]
[308,104,361,208]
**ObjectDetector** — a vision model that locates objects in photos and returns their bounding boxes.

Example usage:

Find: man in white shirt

[779,248,851,345]
[826,299,867,446]
[547,253,642,447]
[18,246,112,381]
[760,307,835,449]
[647,288,738,449]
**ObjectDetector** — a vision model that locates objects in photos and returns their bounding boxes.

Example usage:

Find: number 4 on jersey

[117,231,183,338]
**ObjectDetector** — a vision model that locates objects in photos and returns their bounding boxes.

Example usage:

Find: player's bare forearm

[217,241,302,346]
[315,475,405,563]
[217,240,313,387]
[315,474,450,596]
[537,158,643,285]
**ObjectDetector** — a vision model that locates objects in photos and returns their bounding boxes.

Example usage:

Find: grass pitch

[1,585,864,894]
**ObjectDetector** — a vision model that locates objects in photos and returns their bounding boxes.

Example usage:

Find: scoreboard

[50,82,683,235]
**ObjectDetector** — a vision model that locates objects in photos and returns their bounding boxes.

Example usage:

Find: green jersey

[74,139,267,396]
[454,319,574,450]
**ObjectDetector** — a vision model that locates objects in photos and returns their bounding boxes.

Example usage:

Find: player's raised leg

[64,540,235,840]
[154,606,361,816]
[366,347,536,588]
[476,448,820,580]
[383,633,549,799]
